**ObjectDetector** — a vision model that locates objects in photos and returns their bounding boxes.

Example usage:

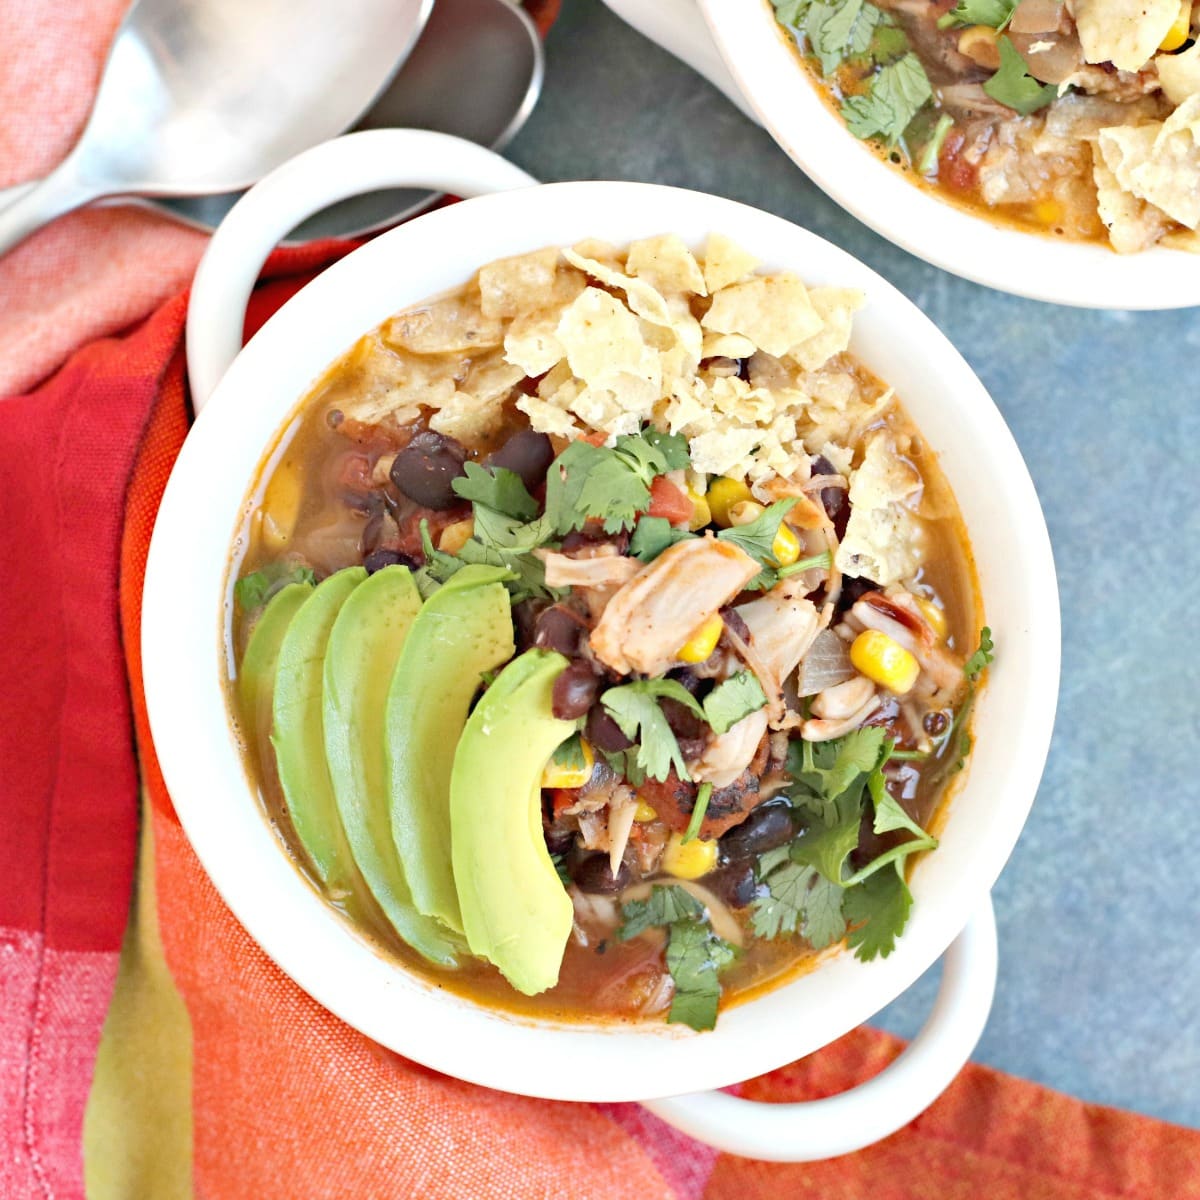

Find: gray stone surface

[507,0,1200,1128]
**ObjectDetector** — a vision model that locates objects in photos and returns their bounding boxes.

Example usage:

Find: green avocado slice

[271,569,365,896]
[386,564,516,933]
[237,580,312,745]
[324,564,461,966]
[450,648,577,995]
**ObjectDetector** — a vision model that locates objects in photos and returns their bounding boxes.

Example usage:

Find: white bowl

[142,131,1060,1157]
[697,0,1200,309]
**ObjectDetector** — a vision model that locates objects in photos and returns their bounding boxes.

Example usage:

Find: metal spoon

[0,0,432,256]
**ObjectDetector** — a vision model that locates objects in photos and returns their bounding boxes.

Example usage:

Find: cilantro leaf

[451,462,539,522]
[868,22,909,65]
[844,862,913,961]
[618,429,691,475]
[807,0,884,75]
[600,679,705,783]
[417,520,466,586]
[964,626,995,680]
[702,671,768,735]
[630,516,695,563]
[804,874,849,949]
[841,52,933,145]
[618,885,703,940]
[716,498,798,564]
[917,112,955,175]
[750,860,813,939]
[772,0,811,26]
[550,732,587,773]
[665,919,736,1032]
[790,804,863,886]
[983,37,1056,115]
[787,726,888,824]
[937,0,1016,29]
[234,564,315,610]
[841,768,938,885]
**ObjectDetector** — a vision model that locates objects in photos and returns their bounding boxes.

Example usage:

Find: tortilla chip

[787,287,865,372]
[701,274,823,358]
[562,247,676,328]
[384,290,504,355]
[702,233,760,293]
[504,309,567,376]
[516,393,581,439]
[331,341,456,425]
[1074,0,1179,72]
[1093,155,1171,253]
[701,331,758,360]
[626,234,708,297]
[1156,41,1200,107]
[555,287,661,393]
[835,433,924,585]
[1161,227,1200,251]
[1099,97,1200,228]
[478,248,560,319]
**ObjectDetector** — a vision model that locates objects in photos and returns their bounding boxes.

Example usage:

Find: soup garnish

[769,0,1200,254]
[229,234,990,1030]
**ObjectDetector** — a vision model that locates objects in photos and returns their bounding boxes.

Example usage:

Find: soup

[769,0,1200,254]
[227,234,988,1031]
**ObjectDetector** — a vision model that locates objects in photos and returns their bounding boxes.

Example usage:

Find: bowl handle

[185,129,537,413]
[642,896,998,1162]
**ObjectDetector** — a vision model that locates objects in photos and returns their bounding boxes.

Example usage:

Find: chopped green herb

[600,679,705,783]
[775,550,833,579]
[867,21,910,65]
[806,0,884,75]
[917,112,955,175]
[844,861,912,960]
[841,52,933,145]
[550,732,588,773]
[234,564,316,610]
[618,884,703,939]
[451,462,539,521]
[964,626,995,680]
[544,429,691,537]
[717,498,797,564]
[983,37,1056,115]
[682,782,714,844]
[702,671,768,735]
[630,515,695,563]
[751,860,816,939]
[937,0,1016,29]
[665,919,736,1032]
[772,0,810,26]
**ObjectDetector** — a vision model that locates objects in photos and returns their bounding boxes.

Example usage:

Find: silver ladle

[0,0,433,255]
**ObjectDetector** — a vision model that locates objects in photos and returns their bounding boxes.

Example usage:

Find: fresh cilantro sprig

[630,516,695,562]
[983,37,1056,115]
[550,732,588,773]
[702,671,768,735]
[618,884,703,939]
[806,0,885,74]
[716,498,797,561]
[450,462,538,521]
[937,0,1016,29]
[544,429,690,536]
[414,511,556,603]
[844,862,912,960]
[841,52,933,146]
[601,679,704,782]
[234,563,316,610]
[964,626,995,679]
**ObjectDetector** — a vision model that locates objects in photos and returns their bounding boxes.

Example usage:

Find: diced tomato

[646,475,693,527]
[549,789,578,818]
[582,430,608,447]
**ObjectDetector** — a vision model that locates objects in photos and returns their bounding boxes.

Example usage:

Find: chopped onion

[796,629,856,697]
[1009,0,1065,34]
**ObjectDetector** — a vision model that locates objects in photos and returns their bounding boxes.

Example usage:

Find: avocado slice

[324,564,461,967]
[271,569,365,896]
[386,565,515,933]
[237,580,312,746]
[450,648,577,995]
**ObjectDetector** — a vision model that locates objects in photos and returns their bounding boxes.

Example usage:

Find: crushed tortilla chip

[384,290,504,355]
[478,248,560,319]
[787,288,865,372]
[1074,0,1179,73]
[1093,155,1172,253]
[1156,41,1200,108]
[504,308,568,376]
[835,433,924,585]
[626,234,708,297]
[702,232,760,293]
[701,274,823,358]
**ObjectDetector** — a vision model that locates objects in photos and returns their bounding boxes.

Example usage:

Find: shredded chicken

[537,548,641,589]
[589,536,759,676]
[801,693,881,742]
[606,789,638,876]
[694,708,769,789]
[733,580,820,726]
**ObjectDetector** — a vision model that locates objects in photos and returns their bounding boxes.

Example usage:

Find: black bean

[719,802,795,864]
[363,548,418,575]
[666,667,704,696]
[543,827,574,857]
[485,429,554,490]
[704,863,759,909]
[661,696,704,741]
[571,853,631,894]
[552,662,599,720]
[586,705,632,752]
[512,599,547,652]
[534,605,584,656]
[389,432,468,510]
[837,576,876,612]
[923,710,950,736]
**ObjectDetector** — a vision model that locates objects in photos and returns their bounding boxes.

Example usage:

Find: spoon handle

[0,160,99,256]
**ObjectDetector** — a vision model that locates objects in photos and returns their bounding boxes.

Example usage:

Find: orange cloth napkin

[4,5,1200,1198]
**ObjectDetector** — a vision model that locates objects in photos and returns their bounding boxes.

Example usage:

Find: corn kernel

[728,499,765,527]
[1033,198,1063,227]
[634,799,658,823]
[438,517,475,555]
[677,612,723,663]
[706,476,753,526]
[662,832,719,880]
[1160,0,1191,50]
[686,487,712,531]
[540,737,595,789]
[957,25,1001,69]
[771,521,801,566]
[260,458,304,550]
[851,630,920,695]
[914,597,949,642]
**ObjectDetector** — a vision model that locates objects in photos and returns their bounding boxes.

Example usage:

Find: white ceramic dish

[143,130,1060,1160]
[604,0,1200,310]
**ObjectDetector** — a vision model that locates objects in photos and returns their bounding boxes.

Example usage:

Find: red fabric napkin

[4,3,1200,1197]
